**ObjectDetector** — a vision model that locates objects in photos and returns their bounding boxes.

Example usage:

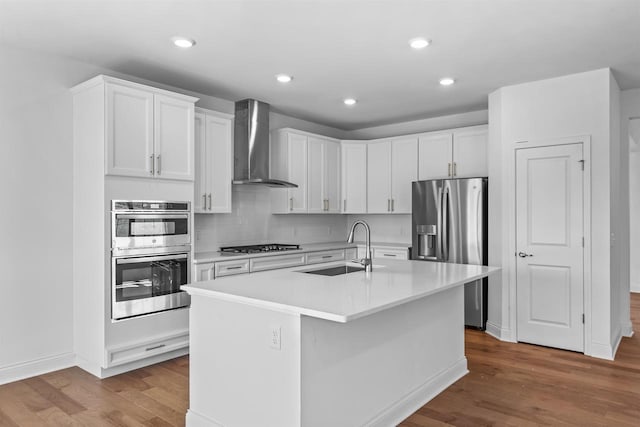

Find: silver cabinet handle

[383,253,397,257]
[289,197,293,211]
[453,162,457,176]
[227,266,243,270]
[322,255,333,259]
[448,163,452,177]
[146,344,166,352]
[343,199,346,212]
[202,194,207,209]
[391,199,394,212]
[150,155,154,175]
[387,199,391,212]
[156,155,161,175]
[518,252,534,258]
[208,193,212,210]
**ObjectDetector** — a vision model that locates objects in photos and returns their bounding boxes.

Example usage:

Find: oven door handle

[116,214,189,220]
[115,253,189,264]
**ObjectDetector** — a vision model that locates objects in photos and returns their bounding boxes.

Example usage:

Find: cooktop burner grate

[220,243,301,254]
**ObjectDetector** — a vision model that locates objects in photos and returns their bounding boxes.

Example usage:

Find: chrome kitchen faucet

[347,220,373,272]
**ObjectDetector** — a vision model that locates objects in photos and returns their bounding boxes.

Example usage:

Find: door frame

[507,135,592,355]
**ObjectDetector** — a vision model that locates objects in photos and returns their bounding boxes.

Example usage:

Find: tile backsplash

[194,186,348,252]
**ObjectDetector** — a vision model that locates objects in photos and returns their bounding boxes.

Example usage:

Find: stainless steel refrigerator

[411,178,488,329]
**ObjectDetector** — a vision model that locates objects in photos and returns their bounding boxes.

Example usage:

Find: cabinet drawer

[250,254,306,272]
[373,248,409,260]
[305,250,345,265]
[106,330,189,368]
[215,259,250,277]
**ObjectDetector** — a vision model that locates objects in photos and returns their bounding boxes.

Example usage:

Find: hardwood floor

[1,294,639,426]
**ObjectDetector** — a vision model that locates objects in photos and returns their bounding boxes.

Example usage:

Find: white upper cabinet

[194,108,234,213]
[452,127,488,178]
[308,136,341,213]
[367,140,392,213]
[341,142,367,214]
[106,84,154,177]
[104,78,197,181]
[153,94,195,180]
[271,129,340,214]
[418,125,487,180]
[271,130,308,213]
[390,137,418,213]
[367,138,417,213]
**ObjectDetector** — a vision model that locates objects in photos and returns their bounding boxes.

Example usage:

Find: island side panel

[300,285,466,427]
[187,295,302,427]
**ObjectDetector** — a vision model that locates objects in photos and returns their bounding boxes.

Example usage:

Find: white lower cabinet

[106,330,189,368]
[195,262,215,282]
[358,245,409,260]
[215,259,250,277]
[250,254,306,272]
[305,249,345,265]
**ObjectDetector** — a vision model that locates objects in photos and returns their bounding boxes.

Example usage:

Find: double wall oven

[111,201,191,320]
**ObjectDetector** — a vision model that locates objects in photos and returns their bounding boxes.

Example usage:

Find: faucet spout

[347,220,372,272]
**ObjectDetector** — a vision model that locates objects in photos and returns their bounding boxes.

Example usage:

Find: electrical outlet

[269,325,281,350]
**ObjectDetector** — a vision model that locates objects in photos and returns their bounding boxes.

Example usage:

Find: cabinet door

[153,94,194,181]
[106,83,154,177]
[287,133,308,212]
[194,112,207,213]
[391,137,418,213]
[324,140,341,213]
[452,128,488,178]
[205,114,233,212]
[307,137,324,213]
[418,133,453,180]
[367,140,392,213]
[194,263,215,282]
[341,143,367,213]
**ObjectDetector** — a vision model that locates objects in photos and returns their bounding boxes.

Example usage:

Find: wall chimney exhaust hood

[232,99,297,188]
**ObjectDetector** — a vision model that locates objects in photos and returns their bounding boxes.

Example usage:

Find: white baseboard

[77,347,189,379]
[367,357,468,427]
[630,283,640,293]
[485,321,516,342]
[621,320,634,338]
[589,340,616,360]
[186,410,224,427]
[0,352,75,386]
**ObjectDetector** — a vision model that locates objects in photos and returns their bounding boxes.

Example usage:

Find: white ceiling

[1,0,639,130]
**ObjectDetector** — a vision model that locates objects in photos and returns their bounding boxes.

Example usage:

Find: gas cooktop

[219,243,301,254]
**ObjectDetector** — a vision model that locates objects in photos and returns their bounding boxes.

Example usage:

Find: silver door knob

[518,252,533,258]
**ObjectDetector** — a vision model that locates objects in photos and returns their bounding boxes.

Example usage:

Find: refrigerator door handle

[436,187,444,260]
[442,188,450,262]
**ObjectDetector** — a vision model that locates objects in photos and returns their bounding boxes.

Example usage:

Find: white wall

[624,89,640,295]
[488,68,627,358]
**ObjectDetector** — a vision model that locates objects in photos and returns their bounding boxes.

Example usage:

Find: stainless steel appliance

[411,178,488,329]
[111,200,191,320]
[220,243,300,254]
[232,99,297,188]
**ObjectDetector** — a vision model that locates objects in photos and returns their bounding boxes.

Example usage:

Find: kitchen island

[182,259,498,427]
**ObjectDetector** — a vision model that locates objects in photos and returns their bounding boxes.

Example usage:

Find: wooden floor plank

[1,293,639,426]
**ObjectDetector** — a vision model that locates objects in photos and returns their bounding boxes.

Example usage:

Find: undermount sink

[301,265,365,276]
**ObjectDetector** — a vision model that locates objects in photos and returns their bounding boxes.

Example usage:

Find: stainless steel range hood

[232,99,297,188]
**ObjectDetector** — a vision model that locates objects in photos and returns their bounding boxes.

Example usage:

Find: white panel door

[367,140,392,213]
[307,137,325,213]
[205,114,233,212]
[453,128,488,178]
[194,112,207,212]
[341,143,367,213]
[106,83,154,177]
[391,137,418,213]
[418,133,452,180]
[287,133,308,213]
[324,140,341,213]
[154,94,194,181]
[516,143,584,352]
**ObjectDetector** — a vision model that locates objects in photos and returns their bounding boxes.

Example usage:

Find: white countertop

[193,241,409,264]
[183,259,498,323]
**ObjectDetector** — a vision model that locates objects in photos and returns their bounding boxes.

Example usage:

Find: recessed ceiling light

[439,77,455,86]
[409,37,431,49]
[276,74,293,83]
[172,37,196,48]
[344,98,357,106]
